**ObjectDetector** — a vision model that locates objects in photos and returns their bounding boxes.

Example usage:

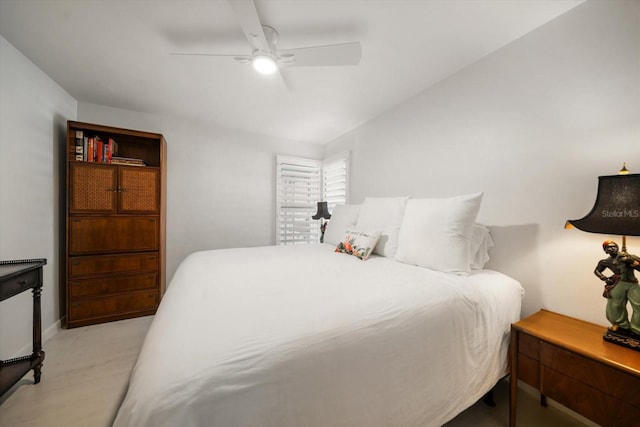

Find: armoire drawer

[68,290,158,319]
[69,273,157,298]
[68,252,158,278]
[68,216,159,255]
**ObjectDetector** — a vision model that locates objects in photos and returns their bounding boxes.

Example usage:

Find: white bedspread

[113,244,523,427]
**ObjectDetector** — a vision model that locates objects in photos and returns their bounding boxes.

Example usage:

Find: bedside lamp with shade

[312,201,331,243]
[565,164,640,351]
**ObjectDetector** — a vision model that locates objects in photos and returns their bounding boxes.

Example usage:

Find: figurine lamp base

[603,329,640,352]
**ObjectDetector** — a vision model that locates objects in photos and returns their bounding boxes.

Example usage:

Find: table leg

[509,327,519,427]
[32,282,43,384]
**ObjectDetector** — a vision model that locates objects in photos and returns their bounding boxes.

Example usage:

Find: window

[276,152,349,245]
[276,155,322,244]
[322,153,349,213]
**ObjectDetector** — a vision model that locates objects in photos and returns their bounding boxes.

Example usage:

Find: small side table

[509,309,640,427]
[0,259,47,397]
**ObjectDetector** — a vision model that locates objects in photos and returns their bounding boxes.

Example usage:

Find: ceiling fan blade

[170,53,249,58]
[227,0,270,53]
[277,42,362,67]
[169,52,252,63]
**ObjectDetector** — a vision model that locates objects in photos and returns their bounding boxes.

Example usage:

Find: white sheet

[113,244,523,427]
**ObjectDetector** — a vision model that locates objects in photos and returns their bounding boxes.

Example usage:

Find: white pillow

[355,196,409,257]
[470,223,494,269]
[323,204,361,246]
[395,193,483,274]
[334,229,381,261]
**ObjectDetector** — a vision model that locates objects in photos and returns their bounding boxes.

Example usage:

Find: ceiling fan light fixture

[252,54,278,75]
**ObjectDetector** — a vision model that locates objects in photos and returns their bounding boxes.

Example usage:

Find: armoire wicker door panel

[69,163,117,213]
[65,120,165,328]
[118,167,160,213]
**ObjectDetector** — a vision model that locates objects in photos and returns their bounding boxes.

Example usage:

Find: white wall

[78,103,323,283]
[0,36,77,358]
[325,0,640,326]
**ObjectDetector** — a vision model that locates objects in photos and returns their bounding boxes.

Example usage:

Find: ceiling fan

[170,0,362,77]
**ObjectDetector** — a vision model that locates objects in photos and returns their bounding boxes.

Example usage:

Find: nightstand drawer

[542,367,640,426]
[518,333,540,360]
[517,353,539,388]
[541,341,640,409]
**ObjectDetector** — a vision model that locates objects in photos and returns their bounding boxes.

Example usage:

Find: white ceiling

[0,0,584,144]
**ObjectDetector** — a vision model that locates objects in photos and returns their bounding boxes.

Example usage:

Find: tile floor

[0,316,152,427]
[0,316,594,427]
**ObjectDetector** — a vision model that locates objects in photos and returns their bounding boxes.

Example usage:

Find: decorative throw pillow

[323,204,361,246]
[355,196,409,258]
[395,193,483,274]
[335,229,381,261]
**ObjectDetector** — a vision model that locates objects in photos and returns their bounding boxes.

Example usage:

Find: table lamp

[565,164,640,351]
[312,201,331,243]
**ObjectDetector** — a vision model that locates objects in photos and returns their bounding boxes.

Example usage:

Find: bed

[113,194,523,427]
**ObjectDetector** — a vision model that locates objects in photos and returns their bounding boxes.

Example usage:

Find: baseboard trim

[43,318,62,343]
[9,319,62,359]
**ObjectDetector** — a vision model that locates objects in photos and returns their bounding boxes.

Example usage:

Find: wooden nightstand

[509,309,640,427]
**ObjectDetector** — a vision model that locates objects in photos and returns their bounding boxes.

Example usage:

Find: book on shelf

[73,133,119,163]
[111,156,146,166]
[96,137,104,163]
[87,137,95,162]
[74,130,84,161]
[106,138,117,163]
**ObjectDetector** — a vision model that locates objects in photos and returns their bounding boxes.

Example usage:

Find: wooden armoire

[64,121,166,328]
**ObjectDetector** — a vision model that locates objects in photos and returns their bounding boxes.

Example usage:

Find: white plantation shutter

[276,152,349,245]
[322,153,349,213]
[276,155,322,245]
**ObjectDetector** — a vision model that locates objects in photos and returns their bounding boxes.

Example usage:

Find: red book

[96,139,104,163]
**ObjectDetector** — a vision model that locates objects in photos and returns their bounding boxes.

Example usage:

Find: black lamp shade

[312,201,331,220]
[566,174,640,236]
